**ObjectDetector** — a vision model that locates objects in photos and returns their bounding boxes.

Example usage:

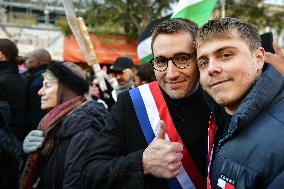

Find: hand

[265,42,284,76]
[142,120,183,178]
[23,130,45,154]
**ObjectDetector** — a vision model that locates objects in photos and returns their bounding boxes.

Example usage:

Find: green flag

[171,0,217,26]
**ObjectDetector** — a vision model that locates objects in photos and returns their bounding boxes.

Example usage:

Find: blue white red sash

[207,113,217,189]
[129,81,203,189]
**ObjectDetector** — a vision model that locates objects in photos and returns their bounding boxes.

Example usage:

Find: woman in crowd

[21,62,107,189]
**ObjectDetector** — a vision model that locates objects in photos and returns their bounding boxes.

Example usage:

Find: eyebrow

[197,46,237,60]
[155,51,193,59]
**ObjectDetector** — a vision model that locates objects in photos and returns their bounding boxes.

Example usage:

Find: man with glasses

[81,18,210,189]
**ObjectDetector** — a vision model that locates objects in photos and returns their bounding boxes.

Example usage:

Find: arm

[62,130,99,189]
[265,42,284,76]
[81,92,184,189]
[80,92,145,189]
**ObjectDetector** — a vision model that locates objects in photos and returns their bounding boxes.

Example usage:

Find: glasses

[150,52,196,72]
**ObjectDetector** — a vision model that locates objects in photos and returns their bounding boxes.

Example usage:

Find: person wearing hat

[21,62,107,189]
[111,57,134,100]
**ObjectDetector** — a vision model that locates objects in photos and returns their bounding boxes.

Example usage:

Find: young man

[195,17,284,188]
[81,18,210,189]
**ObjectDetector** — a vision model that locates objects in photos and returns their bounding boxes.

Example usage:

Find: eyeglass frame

[149,52,196,72]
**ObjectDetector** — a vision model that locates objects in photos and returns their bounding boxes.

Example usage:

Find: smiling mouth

[209,79,230,88]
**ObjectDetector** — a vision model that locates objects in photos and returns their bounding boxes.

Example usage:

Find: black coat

[0,61,27,140]
[0,101,25,189]
[81,84,210,189]
[24,65,48,134]
[37,100,107,189]
[210,65,284,188]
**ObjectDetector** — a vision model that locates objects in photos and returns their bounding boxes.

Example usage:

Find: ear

[0,51,5,61]
[34,58,41,66]
[254,47,265,71]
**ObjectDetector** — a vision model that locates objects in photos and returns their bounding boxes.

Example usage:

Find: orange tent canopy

[64,34,140,64]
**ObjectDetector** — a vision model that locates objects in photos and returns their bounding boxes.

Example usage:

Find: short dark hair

[0,38,19,62]
[151,18,198,52]
[195,17,261,51]
[135,63,156,83]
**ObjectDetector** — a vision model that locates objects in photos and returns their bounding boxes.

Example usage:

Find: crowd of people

[0,16,283,189]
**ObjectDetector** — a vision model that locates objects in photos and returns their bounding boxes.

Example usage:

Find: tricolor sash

[129,81,203,189]
[207,113,217,189]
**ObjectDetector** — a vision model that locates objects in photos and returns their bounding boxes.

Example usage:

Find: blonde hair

[42,70,58,83]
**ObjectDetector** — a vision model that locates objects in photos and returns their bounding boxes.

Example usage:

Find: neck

[224,104,239,115]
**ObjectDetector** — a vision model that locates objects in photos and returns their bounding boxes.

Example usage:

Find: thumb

[155,120,167,139]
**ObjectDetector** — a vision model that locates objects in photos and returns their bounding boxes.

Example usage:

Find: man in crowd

[81,18,210,189]
[24,48,52,134]
[195,17,284,188]
[111,57,134,100]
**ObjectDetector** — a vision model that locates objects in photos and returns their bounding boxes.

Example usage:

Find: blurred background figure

[21,62,107,189]
[0,38,27,141]
[88,69,116,111]
[110,57,134,100]
[24,48,52,135]
[0,38,26,189]
[133,63,156,87]
[0,101,25,189]
[89,78,109,109]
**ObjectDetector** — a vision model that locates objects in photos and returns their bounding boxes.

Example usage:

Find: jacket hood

[58,100,107,138]
[226,64,284,139]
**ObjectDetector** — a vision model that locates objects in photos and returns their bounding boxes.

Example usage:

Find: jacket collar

[0,61,18,74]
[225,64,284,140]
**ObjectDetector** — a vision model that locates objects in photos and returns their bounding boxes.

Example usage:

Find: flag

[171,0,217,26]
[137,0,217,64]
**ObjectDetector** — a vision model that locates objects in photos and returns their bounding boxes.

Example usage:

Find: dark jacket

[0,61,27,140]
[37,100,107,189]
[24,64,48,134]
[0,101,25,189]
[81,84,210,189]
[210,65,284,189]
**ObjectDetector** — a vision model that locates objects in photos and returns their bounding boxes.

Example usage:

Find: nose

[207,59,222,76]
[38,86,44,96]
[166,60,179,79]
[115,73,122,80]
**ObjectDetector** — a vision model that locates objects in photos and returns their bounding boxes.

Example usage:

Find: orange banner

[64,34,140,64]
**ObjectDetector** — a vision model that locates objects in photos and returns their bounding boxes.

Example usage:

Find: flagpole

[221,0,226,18]
[62,0,107,91]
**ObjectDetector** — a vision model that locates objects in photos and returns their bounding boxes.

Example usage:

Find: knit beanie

[47,62,89,95]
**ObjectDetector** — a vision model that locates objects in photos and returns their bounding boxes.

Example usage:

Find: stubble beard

[211,67,259,112]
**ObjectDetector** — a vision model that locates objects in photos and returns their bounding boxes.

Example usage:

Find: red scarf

[19,96,85,189]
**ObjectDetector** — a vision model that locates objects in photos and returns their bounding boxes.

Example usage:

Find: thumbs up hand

[142,120,183,178]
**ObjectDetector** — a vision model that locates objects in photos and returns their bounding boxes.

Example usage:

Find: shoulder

[59,100,108,138]
[267,89,284,125]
